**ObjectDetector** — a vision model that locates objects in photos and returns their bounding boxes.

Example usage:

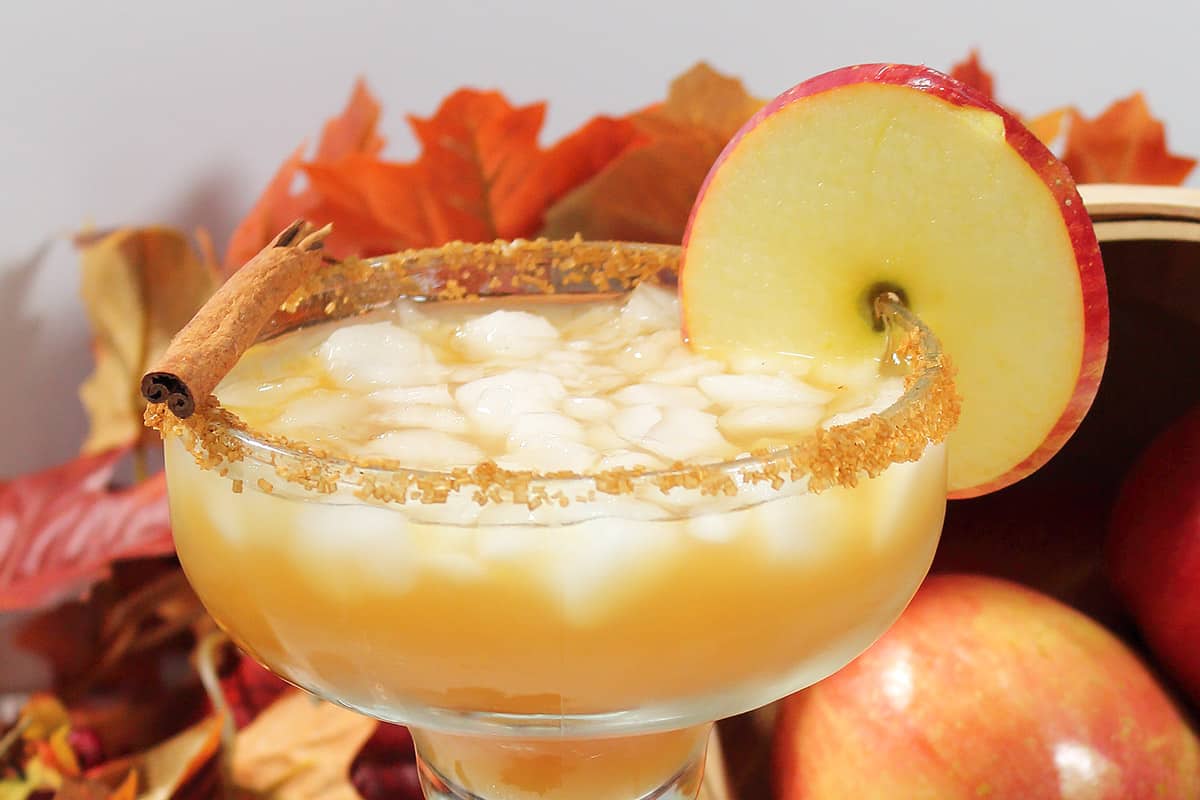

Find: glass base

[412,723,710,800]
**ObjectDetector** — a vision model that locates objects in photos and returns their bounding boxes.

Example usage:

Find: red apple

[680,64,1109,498]
[774,574,1199,799]
[1108,405,1200,707]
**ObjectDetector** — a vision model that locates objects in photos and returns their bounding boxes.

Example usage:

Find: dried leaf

[221,145,307,275]
[1062,93,1197,184]
[348,724,418,800]
[1026,107,1070,147]
[0,450,172,611]
[225,82,641,263]
[78,229,216,453]
[88,716,222,800]
[232,692,375,800]
[51,769,134,800]
[948,50,995,100]
[541,127,723,242]
[657,61,765,141]
[219,656,289,729]
[314,79,385,163]
[542,62,761,243]
[18,696,71,742]
[225,81,386,271]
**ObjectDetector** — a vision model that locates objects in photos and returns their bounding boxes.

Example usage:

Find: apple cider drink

[166,275,947,724]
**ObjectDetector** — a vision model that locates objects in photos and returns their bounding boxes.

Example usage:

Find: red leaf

[1062,93,1197,184]
[350,723,419,800]
[948,50,995,100]
[0,450,172,611]
[219,655,290,729]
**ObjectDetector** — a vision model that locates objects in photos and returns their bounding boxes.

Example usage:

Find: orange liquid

[167,439,945,719]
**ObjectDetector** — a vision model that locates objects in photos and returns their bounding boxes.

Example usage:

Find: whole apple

[1108,406,1200,707]
[774,574,1199,799]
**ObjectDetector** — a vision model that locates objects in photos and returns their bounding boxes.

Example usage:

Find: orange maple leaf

[223,79,387,271]
[949,50,995,100]
[541,62,762,243]
[1062,93,1197,185]
[224,84,642,267]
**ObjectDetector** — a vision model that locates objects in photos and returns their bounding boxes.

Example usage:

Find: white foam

[365,429,485,468]
[291,499,415,592]
[595,449,668,471]
[823,376,905,428]
[369,384,455,407]
[718,405,827,441]
[610,383,710,409]
[699,374,833,408]
[612,405,663,443]
[563,396,616,422]
[455,309,560,361]
[610,329,680,375]
[587,423,632,452]
[619,282,679,333]
[374,403,469,435]
[501,412,597,472]
[645,350,724,385]
[455,370,567,435]
[542,499,679,624]
[641,408,731,462]
[319,322,444,387]
[272,389,372,440]
[217,376,318,409]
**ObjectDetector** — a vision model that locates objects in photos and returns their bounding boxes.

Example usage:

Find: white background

[2,0,1197,477]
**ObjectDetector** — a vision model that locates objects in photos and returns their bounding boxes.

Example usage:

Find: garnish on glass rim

[140,220,331,420]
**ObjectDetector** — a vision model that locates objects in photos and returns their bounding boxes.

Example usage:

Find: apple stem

[868,283,910,331]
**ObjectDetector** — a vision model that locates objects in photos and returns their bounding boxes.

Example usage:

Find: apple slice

[680,63,1108,497]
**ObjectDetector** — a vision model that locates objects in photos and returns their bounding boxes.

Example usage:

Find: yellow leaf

[232,691,376,800]
[77,228,216,454]
[82,715,221,800]
[18,694,70,741]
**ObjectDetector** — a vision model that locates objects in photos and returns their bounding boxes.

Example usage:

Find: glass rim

[147,238,959,506]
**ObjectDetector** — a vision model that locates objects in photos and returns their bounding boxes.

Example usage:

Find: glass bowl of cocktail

[143,63,1107,800]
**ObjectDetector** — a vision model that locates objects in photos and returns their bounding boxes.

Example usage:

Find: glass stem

[411,723,713,800]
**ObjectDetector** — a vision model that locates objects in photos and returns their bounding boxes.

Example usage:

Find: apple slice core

[680,64,1108,497]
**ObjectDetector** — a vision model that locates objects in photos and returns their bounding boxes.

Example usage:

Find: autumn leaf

[0,449,172,611]
[542,62,762,243]
[53,769,137,800]
[949,50,995,100]
[224,79,386,271]
[303,91,640,255]
[658,61,766,141]
[78,228,216,454]
[222,145,308,276]
[231,691,376,799]
[225,81,642,264]
[1026,107,1070,147]
[1062,93,1197,184]
[348,724,418,800]
[87,716,222,800]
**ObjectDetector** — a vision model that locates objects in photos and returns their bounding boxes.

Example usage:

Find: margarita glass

[152,240,957,800]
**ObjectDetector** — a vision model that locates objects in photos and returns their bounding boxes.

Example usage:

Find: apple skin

[774,574,1199,799]
[1108,405,1200,708]
[681,64,1109,499]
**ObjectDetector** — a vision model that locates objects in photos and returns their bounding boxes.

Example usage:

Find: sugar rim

[145,238,960,507]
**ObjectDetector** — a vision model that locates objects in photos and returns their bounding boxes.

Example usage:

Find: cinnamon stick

[141,220,331,419]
